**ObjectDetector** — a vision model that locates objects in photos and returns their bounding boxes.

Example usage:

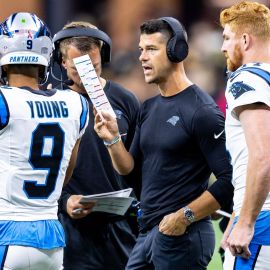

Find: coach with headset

[94,17,234,269]
[53,21,140,270]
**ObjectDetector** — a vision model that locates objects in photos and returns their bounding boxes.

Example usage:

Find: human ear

[242,33,250,50]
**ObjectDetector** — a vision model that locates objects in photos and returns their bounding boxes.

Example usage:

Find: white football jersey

[0,86,88,221]
[225,63,270,216]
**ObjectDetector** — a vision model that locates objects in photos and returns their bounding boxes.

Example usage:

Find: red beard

[226,45,243,72]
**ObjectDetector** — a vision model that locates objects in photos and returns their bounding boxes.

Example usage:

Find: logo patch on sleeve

[229,81,255,99]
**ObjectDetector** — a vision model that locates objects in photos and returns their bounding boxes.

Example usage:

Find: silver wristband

[103,135,121,147]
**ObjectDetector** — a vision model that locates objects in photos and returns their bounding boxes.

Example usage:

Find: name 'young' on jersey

[0,86,88,221]
[225,62,270,216]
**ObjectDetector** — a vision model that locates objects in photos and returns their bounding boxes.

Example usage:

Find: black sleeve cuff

[58,191,72,214]
[208,178,234,210]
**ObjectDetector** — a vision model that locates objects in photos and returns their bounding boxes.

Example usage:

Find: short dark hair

[140,19,173,40]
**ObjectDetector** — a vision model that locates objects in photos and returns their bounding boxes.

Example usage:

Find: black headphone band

[52,27,112,47]
[52,27,112,63]
[159,17,187,43]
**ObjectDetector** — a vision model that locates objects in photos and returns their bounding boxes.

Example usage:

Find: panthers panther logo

[229,81,255,99]
[166,116,180,126]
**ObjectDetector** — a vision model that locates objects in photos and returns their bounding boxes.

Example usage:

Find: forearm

[64,139,81,186]
[237,104,270,225]
[183,191,220,221]
[94,111,135,174]
[221,212,235,250]
[107,140,134,175]
[239,158,270,225]
[225,212,235,234]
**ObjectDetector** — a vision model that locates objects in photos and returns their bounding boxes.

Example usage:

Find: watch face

[186,210,192,218]
[184,207,195,223]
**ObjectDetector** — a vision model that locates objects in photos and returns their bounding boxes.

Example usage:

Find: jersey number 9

[23,123,64,199]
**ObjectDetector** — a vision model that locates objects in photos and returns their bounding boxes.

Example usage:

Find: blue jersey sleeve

[0,90,9,130]
[79,94,89,133]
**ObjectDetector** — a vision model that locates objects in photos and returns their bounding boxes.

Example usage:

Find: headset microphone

[50,64,73,90]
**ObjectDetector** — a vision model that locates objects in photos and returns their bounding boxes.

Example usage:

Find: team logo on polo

[9,56,39,63]
[114,109,123,119]
[229,81,255,99]
[167,116,179,126]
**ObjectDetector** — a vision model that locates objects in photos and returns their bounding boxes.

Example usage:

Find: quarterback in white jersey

[0,86,88,221]
[0,12,89,270]
[220,2,270,270]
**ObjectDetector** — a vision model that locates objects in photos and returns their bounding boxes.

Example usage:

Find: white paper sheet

[73,188,134,216]
[73,54,116,118]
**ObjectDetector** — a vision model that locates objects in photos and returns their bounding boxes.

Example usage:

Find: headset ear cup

[100,47,106,64]
[166,34,188,62]
[173,39,188,62]
[160,17,189,63]
[100,42,111,63]
[166,38,176,62]
[56,50,62,65]
[52,42,62,65]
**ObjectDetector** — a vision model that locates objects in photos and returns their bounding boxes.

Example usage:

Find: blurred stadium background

[3,0,270,105]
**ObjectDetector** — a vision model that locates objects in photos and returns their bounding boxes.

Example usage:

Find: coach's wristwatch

[183,206,195,224]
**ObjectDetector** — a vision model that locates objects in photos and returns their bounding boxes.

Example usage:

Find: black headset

[159,17,188,62]
[52,27,112,65]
